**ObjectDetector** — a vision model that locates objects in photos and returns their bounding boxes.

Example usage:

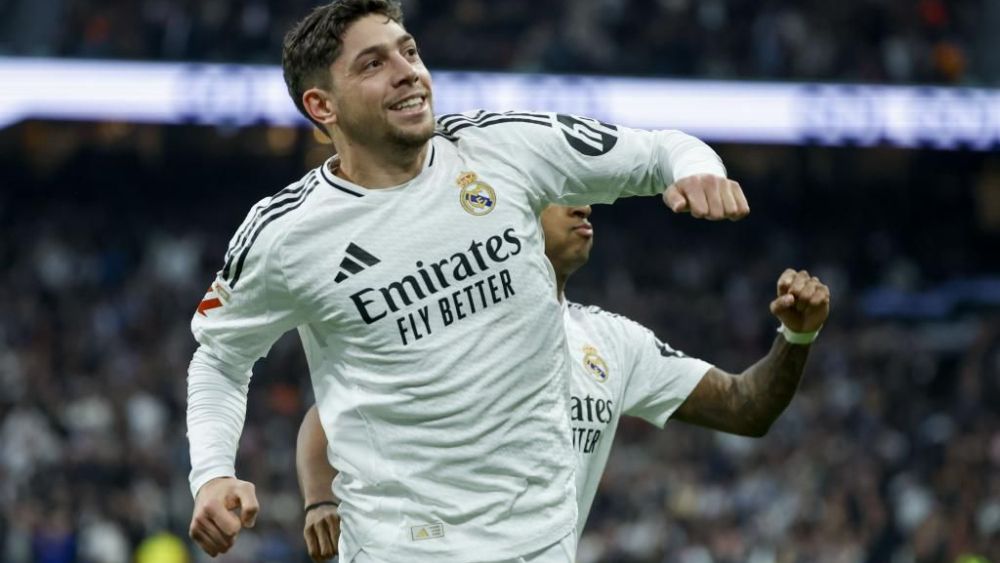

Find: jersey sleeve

[617,319,713,428]
[191,200,303,367]
[438,111,726,209]
[187,199,304,497]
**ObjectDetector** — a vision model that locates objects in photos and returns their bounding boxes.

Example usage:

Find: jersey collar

[319,143,437,198]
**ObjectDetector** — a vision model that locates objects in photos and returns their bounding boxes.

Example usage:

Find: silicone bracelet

[304,500,339,513]
[778,324,820,345]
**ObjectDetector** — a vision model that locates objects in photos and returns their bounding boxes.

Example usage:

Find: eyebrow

[351,34,416,65]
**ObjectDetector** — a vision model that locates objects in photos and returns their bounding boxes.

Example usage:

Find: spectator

[0,0,990,84]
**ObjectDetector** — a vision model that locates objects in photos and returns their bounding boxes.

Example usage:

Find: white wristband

[778,323,820,345]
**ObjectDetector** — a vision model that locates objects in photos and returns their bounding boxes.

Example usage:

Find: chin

[389,120,435,148]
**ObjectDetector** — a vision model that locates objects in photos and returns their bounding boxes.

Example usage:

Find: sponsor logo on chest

[338,227,524,346]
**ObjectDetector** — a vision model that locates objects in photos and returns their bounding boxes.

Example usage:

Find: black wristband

[304,500,339,513]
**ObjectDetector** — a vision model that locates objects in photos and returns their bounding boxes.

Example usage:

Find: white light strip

[2,58,998,150]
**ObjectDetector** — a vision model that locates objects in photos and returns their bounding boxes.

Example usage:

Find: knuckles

[191,514,211,530]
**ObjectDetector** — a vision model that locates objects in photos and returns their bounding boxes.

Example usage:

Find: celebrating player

[295,205,830,560]
[185,1,749,561]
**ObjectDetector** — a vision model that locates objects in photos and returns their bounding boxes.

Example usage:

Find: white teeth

[391,97,423,110]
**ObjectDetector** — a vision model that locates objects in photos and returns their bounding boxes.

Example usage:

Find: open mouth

[388,94,427,113]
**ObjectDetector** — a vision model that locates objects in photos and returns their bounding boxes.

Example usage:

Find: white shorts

[348,532,576,563]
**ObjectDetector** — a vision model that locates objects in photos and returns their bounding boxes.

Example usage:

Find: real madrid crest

[582,344,609,383]
[456,171,497,216]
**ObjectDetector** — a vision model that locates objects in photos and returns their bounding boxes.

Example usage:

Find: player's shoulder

[238,168,323,234]
[566,301,694,365]
[565,301,650,339]
[564,302,653,385]
[218,168,323,286]
[436,110,623,160]
[566,301,637,326]
[435,109,555,142]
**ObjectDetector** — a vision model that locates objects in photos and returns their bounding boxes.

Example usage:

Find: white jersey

[186,110,726,562]
[562,302,712,537]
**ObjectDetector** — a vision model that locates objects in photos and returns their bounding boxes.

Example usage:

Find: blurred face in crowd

[541,205,594,279]
[324,14,434,151]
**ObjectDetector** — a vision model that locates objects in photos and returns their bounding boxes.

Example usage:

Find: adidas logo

[409,523,444,541]
[335,243,380,283]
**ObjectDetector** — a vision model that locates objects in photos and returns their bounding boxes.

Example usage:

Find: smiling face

[541,205,594,278]
[318,14,435,151]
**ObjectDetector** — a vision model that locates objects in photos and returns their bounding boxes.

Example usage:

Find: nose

[570,205,592,220]
[390,52,420,88]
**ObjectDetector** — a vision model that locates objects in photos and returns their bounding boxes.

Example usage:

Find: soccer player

[295,204,830,561]
[185,1,750,561]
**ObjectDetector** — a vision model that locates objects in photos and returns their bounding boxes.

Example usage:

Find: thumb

[663,185,688,213]
[227,487,260,529]
[769,294,795,316]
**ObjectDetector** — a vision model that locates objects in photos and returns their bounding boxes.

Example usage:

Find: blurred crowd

[1,0,996,85]
[0,120,998,562]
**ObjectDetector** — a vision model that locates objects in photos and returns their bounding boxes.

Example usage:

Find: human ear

[303,87,338,128]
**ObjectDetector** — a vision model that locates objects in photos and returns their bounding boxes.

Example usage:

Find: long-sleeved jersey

[187,110,726,561]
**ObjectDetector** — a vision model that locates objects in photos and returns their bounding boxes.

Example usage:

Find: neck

[334,139,428,189]
[556,272,569,302]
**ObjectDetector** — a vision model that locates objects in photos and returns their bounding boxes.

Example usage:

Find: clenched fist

[770,269,831,334]
[664,174,749,221]
[189,477,259,557]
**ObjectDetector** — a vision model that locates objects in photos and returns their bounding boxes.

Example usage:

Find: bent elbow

[741,419,773,438]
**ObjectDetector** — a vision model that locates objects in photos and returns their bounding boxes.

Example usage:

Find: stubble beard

[385,111,435,151]
[338,105,435,155]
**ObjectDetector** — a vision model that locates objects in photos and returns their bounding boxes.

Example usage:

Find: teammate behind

[296,204,831,560]
[186,1,751,560]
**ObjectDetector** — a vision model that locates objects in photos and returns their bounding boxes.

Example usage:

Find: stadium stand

[0,120,997,561]
[0,0,994,84]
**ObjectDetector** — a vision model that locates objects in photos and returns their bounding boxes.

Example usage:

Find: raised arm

[440,111,748,220]
[673,269,831,437]
[297,405,341,561]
